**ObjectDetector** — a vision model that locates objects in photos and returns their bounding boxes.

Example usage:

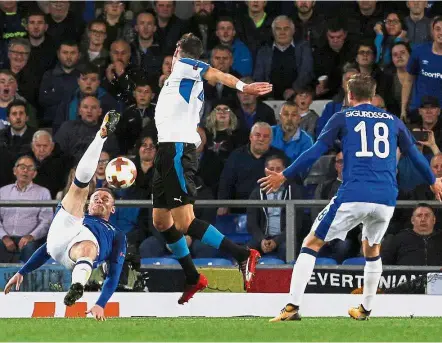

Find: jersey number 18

[354,121,389,159]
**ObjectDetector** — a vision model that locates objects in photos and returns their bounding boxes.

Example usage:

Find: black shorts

[152,142,198,209]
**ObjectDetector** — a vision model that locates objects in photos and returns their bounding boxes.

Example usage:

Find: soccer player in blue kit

[4,110,124,321]
[259,74,442,321]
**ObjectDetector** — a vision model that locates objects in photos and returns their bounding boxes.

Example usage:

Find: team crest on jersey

[197,90,204,101]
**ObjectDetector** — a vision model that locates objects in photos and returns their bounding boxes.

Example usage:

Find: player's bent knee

[69,240,98,261]
[302,233,325,252]
[153,209,174,232]
[171,205,195,232]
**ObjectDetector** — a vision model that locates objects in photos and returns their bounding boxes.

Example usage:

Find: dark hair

[88,19,107,31]
[391,40,412,55]
[0,69,16,79]
[383,11,407,34]
[7,99,27,117]
[78,63,100,76]
[432,16,442,29]
[26,10,47,23]
[135,134,157,152]
[136,9,156,22]
[294,86,314,97]
[178,33,204,59]
[14,154,36,168]
[57,40,79,51]
[265,154,286,168]
[355,40,378,61]
[327,17,347,33]
[413,203,435,215]
[281,98,298,110]
[216,16,234,27]
[212,44,233,55]
[347,74,376,101]
[93,187,116,201]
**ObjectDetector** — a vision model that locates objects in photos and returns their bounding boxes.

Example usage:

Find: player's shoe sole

[239,249,261,290]
[100,110,120,137]
[269,304,301,322]
[64,283,84,307]
[348,304,371,320]
[178,274,208,305]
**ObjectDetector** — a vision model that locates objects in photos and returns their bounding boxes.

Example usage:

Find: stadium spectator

[186,1,217,57]
[46,1,85,46]
[115,80,156,154]
[131,11,163,80]
[78,20,110,77]
[402,17,442,123]
[25,11,57,78]
[54,96,119,163]
[346,0,384,42]
[217,122,285,215]
[313,18,354,100]
[271,99,313,162]
[290,0,326,51]
[294,88,318,138]
[0,70,37,129]
[153,1,187,55]
[234,0,274,61]
[315,64,359,137]
[383,41,411,116]
[133,135,156,199]
[254,15,314,100]
[0,99,36,159]
[215,16,253,77]
[53,63,118,133]
[7,38,40,108]
[247,155,303,261]
[98,1,133,49]
[95,151,110,189]
[0,155,52,263]
[56,166,96,201]
[30,130,73,199]
[0,1,27,43]
[405,1,432,45]
[104,39,143,106]
[39,41,81,128]
[204,45,240,105]
[374,11,407,68]
[381,204,442,266]
[234,76,276,132]
[158,55,172,89]
[198,103,247,198]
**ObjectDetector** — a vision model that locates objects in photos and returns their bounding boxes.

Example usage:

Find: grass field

[0,317,441,342]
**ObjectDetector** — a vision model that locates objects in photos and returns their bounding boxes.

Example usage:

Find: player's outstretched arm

[4,243,51,294]
[258,141,329,194]
[203,67,272,96]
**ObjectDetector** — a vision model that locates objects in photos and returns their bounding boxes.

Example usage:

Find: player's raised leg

[56,109,120,305]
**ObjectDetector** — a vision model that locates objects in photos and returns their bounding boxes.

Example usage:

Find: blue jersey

[317,104,415,206]
[407,43,442,111]
[82,215,126,266]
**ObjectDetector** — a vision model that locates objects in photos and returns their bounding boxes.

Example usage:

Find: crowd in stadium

[0,0,442,270]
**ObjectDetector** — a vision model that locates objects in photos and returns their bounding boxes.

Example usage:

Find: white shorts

[46,206,99,270]
[311,197,395,246]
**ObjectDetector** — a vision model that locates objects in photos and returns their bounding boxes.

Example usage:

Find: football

[105,156,137,189]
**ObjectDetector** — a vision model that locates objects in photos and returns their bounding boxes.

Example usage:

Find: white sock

[362,258,382,311]
[75,131,107,184]
[289,251,316,307]
[71,257,93,286]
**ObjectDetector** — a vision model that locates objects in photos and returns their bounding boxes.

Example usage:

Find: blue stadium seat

[315,257,338,265]
[342,257,366,266]
[141,257,180,265]
[215,214,238,235]
[193,258,233,266]
[226,234,251,244]
[259,257,286,265]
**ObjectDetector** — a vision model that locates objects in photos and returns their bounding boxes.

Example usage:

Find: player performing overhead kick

[259,74,442,321]
[4,110,124,321]
[153,33,272,304]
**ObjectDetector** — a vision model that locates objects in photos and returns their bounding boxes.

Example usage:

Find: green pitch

[0,317,441,342]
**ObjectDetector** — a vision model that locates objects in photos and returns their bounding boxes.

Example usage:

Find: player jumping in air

[153,33,272,303]
[4,110,124,321]
[259,74,442,321]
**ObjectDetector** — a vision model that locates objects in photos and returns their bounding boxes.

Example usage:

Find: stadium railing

[0,199,439,262]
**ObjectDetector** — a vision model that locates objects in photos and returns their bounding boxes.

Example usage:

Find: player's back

[337,104,401,206]
[155,57,210,144]
[82,215,123,263]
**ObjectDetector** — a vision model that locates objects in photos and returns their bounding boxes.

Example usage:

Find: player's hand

[4,272,23,294]
[2,236,16,252]
[258,169,286,194]
[430,178,442,201]
[86,305,106,321]
[18,235,34,250]
[243,82,273,96]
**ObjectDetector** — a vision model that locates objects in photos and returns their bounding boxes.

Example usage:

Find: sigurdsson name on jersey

[345,110,394,120]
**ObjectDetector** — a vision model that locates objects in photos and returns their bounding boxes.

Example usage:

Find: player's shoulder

[178,57,209,69]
